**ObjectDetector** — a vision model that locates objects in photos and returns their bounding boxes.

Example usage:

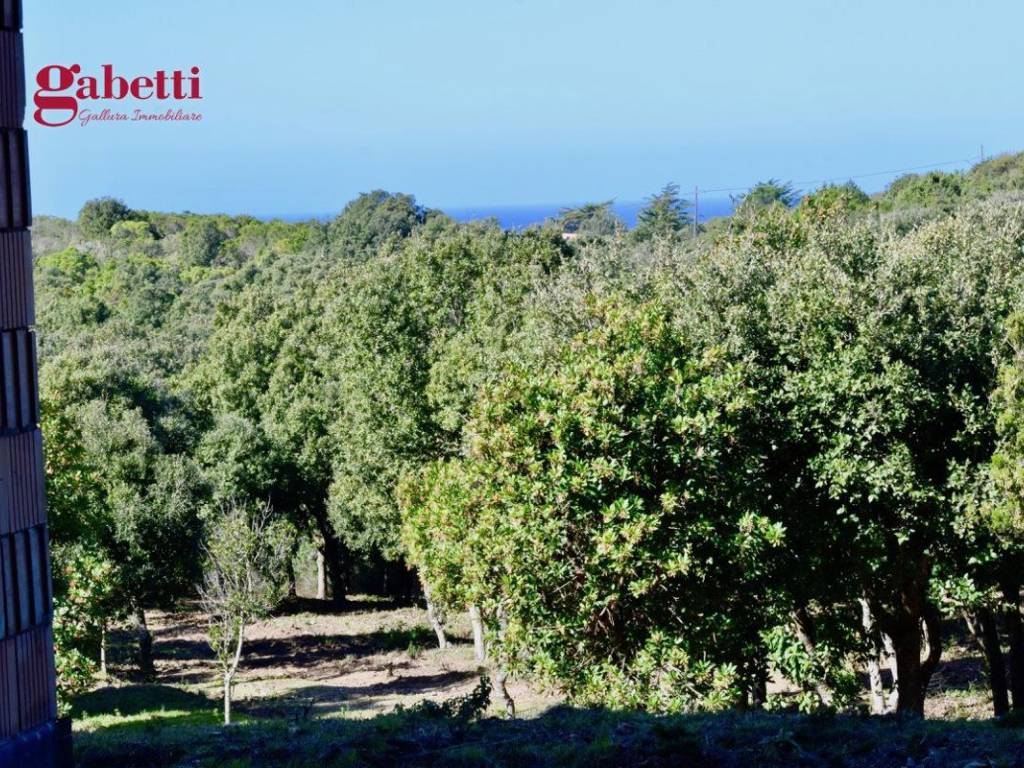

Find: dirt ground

[97,596,994,724]
[129,596,562,720]
[72,600,1008,768]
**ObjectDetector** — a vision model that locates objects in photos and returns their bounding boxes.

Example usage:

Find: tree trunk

[882,631,899,712]
[421,577,447,650]
[224,622,246,726]
[749,668,768,709]
[286,556,297,599]
[494,607,515,717]
[99,621,108,677]
[859,597,887,714]
[965,608,1009,717]
[312,512,347,606]
[134,606,155,678]
[866,655,885,714]
[872,560,936,717]
[223,676,232,725]
[494,660,515,717]
[469,604,486,663]
[921,601,942,691]
[793,607,833,708]
[736,688,750,711]
[892,623,926,716]
[1002,581,1024,710]
[889,602,942,719]
[316,549,327,601]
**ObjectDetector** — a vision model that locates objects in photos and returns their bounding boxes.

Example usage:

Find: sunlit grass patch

[71,684,225,733]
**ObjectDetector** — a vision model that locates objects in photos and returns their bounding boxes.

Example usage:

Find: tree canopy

[38,152,1024,716]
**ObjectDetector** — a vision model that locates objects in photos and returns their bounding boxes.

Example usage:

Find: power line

[695,154,982,196]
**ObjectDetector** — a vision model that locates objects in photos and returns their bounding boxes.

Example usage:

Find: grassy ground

[71,596,1024,767]
[71,697,1024,768]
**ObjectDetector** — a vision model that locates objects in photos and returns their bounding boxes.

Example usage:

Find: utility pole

[980,144,985,164]
[0,1,70,765]
[693,185,699,238]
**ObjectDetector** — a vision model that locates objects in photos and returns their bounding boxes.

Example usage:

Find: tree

[733,179,798,212]
[78,196,139,239]
[979,310,1024,712]
[632,183,691,242]
[966,152,1024,200]
[556,201,623,238]
[180,217,227,267]
[41,345,205,676]
[644,198,1024,716]
[404,300,783,712]
[322,222,565,565]
[200,500,288,724]
[51,545,117,711]
[191,286,350,602]
[878,171,964,213]
[327,190,429,260]
[109,219,156,247]
[797,182,870,220]
[35,165,1024,722]
[685,203,1024,714]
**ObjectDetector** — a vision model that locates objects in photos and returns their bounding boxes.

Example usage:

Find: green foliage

[328,190,430,260]
[38,243,207,679]
[52,545,117,713]
[989,311,1024,538]
[201,501,289,644]
[556,201,623,237]
[192,281,344,592]
[403,197,1024,714]
[179,217,227,267]
[969,153,1024,198]
[734,179,798,211]
[38,246,100,282]
[395,675,492,722]
[78,196,139,239]
[405,300,782,711]
[763,625,860,713]
[633,183,691,242]
[870,153,1024,220]
[965,309,1024,616]
[36,163,1024,718]
[682,201,1024,712]
[44,352,205,610]
[200,500,290,722]
[878,171,965,213]
[313,222,566,560]
[797,182,870,220]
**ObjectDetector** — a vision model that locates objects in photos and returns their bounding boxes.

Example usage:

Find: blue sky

[24,0,1024,218]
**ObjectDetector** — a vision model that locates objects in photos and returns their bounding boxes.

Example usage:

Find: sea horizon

[262,197,736,230]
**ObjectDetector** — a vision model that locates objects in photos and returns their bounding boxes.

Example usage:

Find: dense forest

[37,152,1024,721]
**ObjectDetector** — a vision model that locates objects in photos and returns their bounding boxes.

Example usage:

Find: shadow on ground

[73,696,1024,768]
[273,595,416,617]
[241,626,459,668]
[149,623,465,687]
[72,685,213,719]
[70,684,222,737]
[238,669,481,718]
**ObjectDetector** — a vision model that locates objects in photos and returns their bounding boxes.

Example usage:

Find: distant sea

[445,198,735,230]
[272,198,735,230]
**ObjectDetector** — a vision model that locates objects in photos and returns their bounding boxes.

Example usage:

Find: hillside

[34,151,1024,766]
